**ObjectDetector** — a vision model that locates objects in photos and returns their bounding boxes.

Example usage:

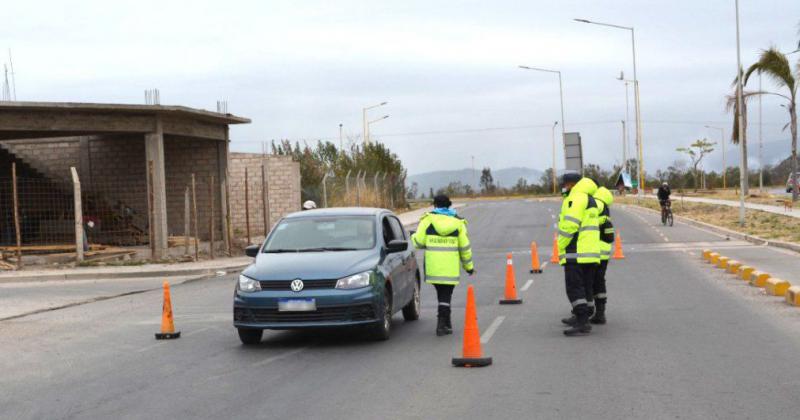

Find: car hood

[242,249,380,281]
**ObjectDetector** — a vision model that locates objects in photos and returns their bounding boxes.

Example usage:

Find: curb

[0,263,250,284]
[622,203,800,254]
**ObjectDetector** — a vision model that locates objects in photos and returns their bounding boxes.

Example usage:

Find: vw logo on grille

[290,279,304,292]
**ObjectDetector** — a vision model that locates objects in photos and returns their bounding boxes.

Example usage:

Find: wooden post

[191,173,199,261]
[11,163,22,268]
[245,167,251,244]
[147,160,156,259]
[224,178,233,253]
[261,163,269,236]
[221,179,231,255]
[262,163,271,236]
[70,167,84,262]
[209,175,215,260]
[184,187,190,256]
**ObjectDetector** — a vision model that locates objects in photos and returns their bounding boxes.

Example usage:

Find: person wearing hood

[557,174,601,336]
[592,186,615,324]
[411,194,475,336]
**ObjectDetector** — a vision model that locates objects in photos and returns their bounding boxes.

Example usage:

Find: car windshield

[263,216,375,252]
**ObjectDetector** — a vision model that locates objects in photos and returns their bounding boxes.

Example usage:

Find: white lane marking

[521,279,534,291]
[541,261,549,269]
[480,316,506,344]
[251,346,310,368]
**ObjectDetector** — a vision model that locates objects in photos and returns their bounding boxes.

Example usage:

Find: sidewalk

[645,194,800,219]
[0,256,252,284]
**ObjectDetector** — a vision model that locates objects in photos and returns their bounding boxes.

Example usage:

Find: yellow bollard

[765,278,790,297]
[750,271,771,288]
[716,256,730,269]
[739,266,755,281]
[726,260,741,274]
[786,286,800,306]
[709,253,720,264]
[702,249,713,261]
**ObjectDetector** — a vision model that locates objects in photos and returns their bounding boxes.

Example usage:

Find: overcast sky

[3,0,799,176]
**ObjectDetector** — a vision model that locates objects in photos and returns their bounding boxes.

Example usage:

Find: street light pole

[575,18,644,193]
[734,0,746,226]
[367,115,389,144]
[362,102,387,145]
[705,125,726,189]
[758,72,763,192]
[552,121,559,194]
[339,123,344,151]
[519,65,567,174]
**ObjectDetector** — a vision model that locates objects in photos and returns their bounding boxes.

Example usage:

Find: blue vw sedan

[233,208,421,344]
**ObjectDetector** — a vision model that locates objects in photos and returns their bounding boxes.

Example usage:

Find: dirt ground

[617,196,800,244]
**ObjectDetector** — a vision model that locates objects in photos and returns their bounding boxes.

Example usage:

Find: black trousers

[593,260,608,303]
[434,284,454,318]
[564,263,597,315]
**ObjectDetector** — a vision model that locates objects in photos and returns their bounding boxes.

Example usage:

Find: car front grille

[259,279,338,291]
[234,304,376,323]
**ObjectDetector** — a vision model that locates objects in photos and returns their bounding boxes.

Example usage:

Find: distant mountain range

[407,167,544,195]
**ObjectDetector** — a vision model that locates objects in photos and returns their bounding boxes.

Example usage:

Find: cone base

[612,256,625,260]
[155,331,181,340]
[452,357,493,367]
[529,269,542,274]
[499,298,523,305]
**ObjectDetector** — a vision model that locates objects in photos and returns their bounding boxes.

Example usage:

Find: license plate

[278,298,316,312]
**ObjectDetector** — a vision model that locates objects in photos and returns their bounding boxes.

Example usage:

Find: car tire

[370,287,392,341]
[402,279,420,321]
[237,328,263,345]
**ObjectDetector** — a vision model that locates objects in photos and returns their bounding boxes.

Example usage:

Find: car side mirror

[386,239,408,253]
[245,245,260,258]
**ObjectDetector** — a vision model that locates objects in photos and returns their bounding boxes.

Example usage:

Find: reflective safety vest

[558,178,601,265]
[594,187,615,261]
[411,213,473,285]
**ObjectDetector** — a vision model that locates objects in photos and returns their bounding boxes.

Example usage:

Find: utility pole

[734,0,746,226]
[339,123,343,150]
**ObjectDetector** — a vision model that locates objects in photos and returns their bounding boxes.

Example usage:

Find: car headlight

[335,271,373,289]
[238,274,261,292]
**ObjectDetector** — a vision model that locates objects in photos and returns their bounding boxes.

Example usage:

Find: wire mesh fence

[0,177,73,247]
[314,172,406,209]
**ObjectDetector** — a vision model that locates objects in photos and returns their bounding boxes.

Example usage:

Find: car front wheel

[238,327,263,345]
[402,279,420,321]
[370,288,392,341]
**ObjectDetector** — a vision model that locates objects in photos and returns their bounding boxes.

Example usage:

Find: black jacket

[657,186,671,200]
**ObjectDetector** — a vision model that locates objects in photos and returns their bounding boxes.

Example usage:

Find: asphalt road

[2,199,800,419]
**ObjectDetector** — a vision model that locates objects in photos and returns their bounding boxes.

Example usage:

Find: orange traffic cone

[612,231,625,260]
[529,241,542,274]
[550,232,560,264]
[452,285,492,367]
[155,281,181,340]
[500,253,523,304]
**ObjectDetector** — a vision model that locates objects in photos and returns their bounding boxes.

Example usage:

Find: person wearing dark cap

[411,194,475,336]
[557,173,601,336]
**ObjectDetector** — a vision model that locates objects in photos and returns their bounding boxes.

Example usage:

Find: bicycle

[660,199,673,227]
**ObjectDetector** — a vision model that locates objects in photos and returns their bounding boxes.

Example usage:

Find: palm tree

[725,81,760,195]
[743,48,798,201]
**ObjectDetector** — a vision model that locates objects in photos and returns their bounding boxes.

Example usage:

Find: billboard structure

[563,132,583,174]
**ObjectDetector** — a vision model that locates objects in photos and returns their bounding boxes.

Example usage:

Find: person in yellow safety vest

[557,174,601,336]
[411,194,474,336]
[590,186,614,325]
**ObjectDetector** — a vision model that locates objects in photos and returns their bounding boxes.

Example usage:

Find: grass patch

[617,196,800,244]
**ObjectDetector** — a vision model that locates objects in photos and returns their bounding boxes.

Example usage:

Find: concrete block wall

[228,153,300,240]
[163,137,223,240]
[0,138,81,183]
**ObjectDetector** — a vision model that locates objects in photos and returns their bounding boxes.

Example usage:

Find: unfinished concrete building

[0,102,300,261]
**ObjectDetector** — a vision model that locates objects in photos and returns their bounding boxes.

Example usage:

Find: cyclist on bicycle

[657,182,671,210]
